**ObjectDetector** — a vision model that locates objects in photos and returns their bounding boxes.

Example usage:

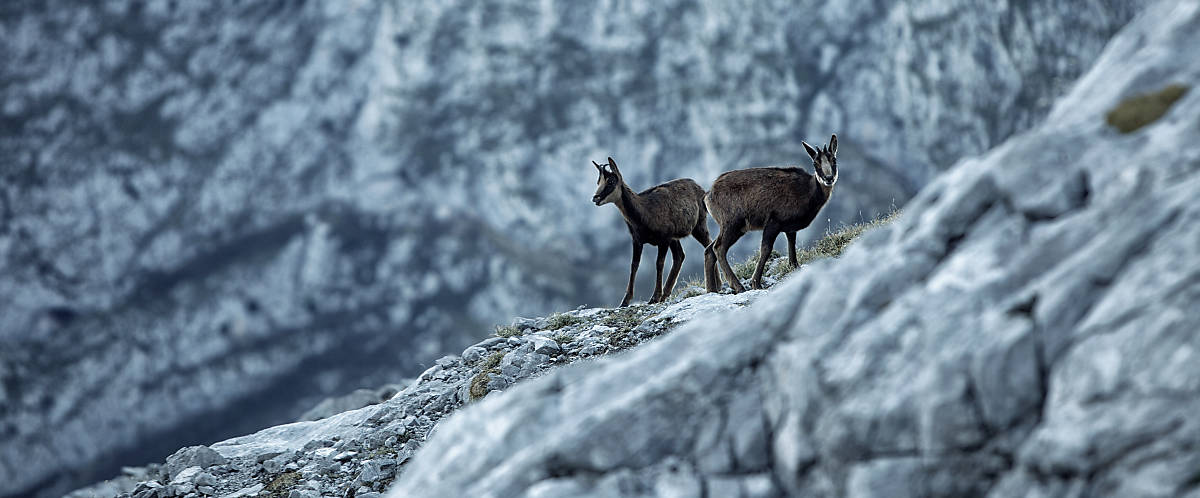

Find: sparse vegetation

[553,333,574,345]
[785,210,900,270]
[1106,84,1189,133]
[264,471,301,498]
[478,350,506,370]
[469,351,507,400]
[546,312,584,330]
[734,250,782,280]
[672,210,901,293]
[601,305,653,331]
[494,324,522,338]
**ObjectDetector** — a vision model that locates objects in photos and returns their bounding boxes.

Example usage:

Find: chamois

[703,134,839,293]
[592,157,713,306]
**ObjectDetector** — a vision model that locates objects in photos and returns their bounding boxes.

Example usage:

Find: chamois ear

[607,157,621,175]
[802,141,820,162]
[829,134,838,156]
[593,160,604,172]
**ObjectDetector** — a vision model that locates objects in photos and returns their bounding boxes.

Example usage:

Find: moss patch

[1106,84,1189,134]
[264,471,301,498]
[546,313,584,330]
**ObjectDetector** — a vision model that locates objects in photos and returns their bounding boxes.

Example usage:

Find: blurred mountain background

[0,1,1140,496]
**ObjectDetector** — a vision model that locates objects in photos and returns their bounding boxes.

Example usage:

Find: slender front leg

[621,241,643,307]
[650,244,668,303]
[752,227,780,290]
[786,231,798,267]
[662,240,685,299]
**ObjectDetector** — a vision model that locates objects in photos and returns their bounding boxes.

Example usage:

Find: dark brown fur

[703,135,839,292]
[593,157,712,306]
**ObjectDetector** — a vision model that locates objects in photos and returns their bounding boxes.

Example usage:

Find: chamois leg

[661,240,685,299]
[704,241,721,292]
[620,242,643,307]
[752,227,781,290]
[650,244,668,303]
[692,222,718,292]
[714,227,747,293]
[786,231,798,267]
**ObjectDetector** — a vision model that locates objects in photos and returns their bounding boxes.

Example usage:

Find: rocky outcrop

[391,2,1200,496]
[67,286,769,498]
[0,0,1141,496]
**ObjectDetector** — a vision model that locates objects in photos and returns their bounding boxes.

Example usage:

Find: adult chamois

[592,157,713,306]
[703,134,839,293]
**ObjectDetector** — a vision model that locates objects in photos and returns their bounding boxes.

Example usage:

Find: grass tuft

[546,313,584,330]
[469,351,507,400]
[494,324,522,338]
[1106,84,1189,134]
[552,333,574,345]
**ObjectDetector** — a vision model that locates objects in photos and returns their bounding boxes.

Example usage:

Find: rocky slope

[67,281,777,498]
[391,2,1200,496]
[0,0,1141,496]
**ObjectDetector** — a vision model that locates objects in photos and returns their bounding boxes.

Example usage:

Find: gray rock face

[0,0,1140,496]
[390,3,1200,497]
[69,289,757,498]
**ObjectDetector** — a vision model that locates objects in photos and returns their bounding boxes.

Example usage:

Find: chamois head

[802,134,838,188]
[592,157,624,206]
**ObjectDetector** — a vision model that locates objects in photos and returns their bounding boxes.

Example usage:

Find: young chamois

[703,134,839,293]
[592,157,713,306]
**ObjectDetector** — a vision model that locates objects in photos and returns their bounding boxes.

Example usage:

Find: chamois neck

[613,183,646,227]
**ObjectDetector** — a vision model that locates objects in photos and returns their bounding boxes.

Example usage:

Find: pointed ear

[802,141,820,161]
[593,160,603,172]
[607,157,620,175]
[829,134,838,155]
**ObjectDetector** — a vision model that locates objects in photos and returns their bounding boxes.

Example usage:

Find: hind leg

[714,226,747,293]
[752,227,780,290]
[692,222,719,292]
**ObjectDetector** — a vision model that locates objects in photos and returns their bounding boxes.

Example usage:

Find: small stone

[284,463,300,472]
[579,343,605,356]
[288,490,319,498]
[499,364,520,377]
[435,356,459,368]
[461,346,486,364]
[475,337,508,349]
[511,316,539,330]
[172,466,203,484]
[357,492,382,498]
[486,374,510,391]
[165,446,228,479]
[193,472,217,486]
[333,451,357,461]
[196,486,215,496]
[222,483,264,498]
[528,336,561,355]
[357,459,396,484]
